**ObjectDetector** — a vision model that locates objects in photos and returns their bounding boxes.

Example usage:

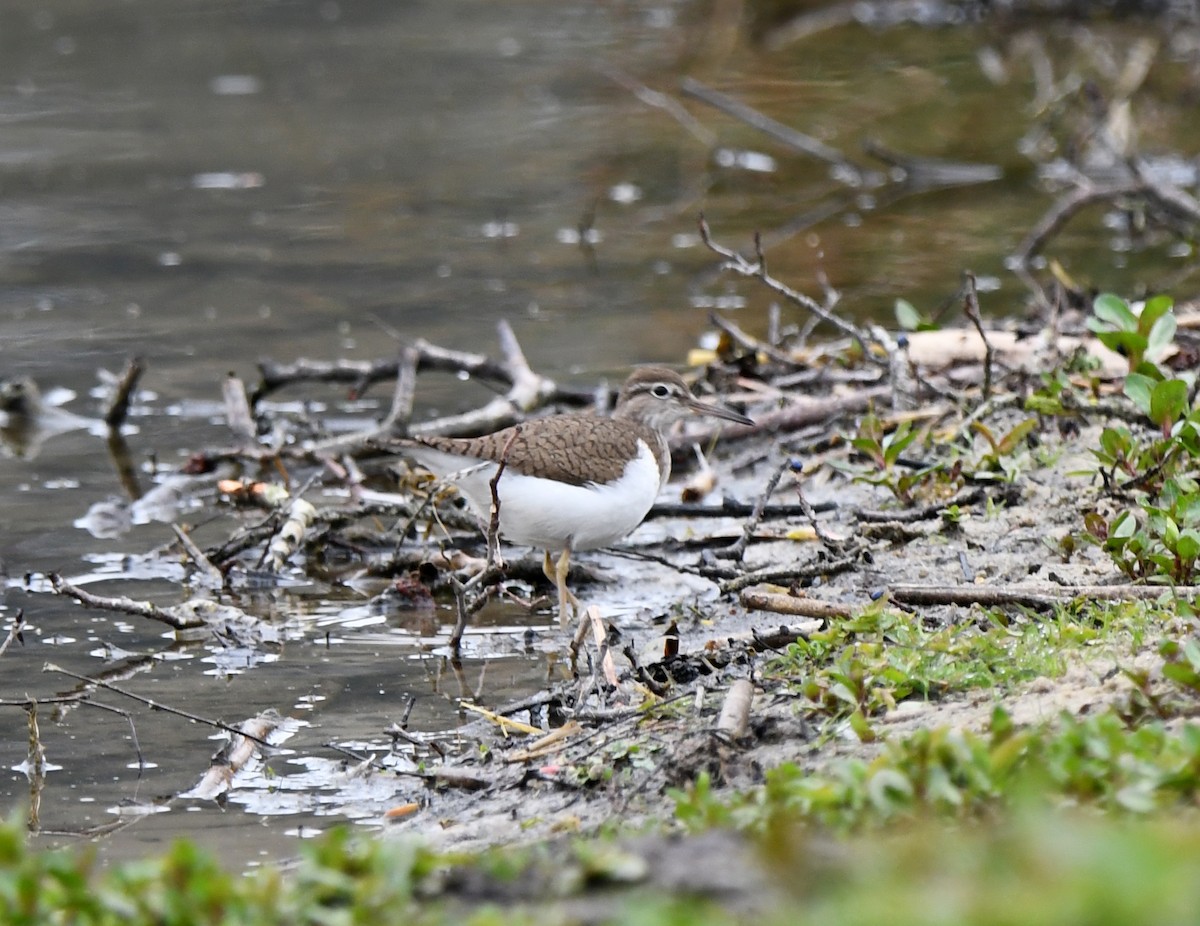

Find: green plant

[1087,292,1177,376]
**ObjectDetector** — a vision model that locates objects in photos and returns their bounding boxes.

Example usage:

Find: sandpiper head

[615,366,753,431]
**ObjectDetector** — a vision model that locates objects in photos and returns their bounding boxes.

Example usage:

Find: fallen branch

[699,215,886,364]
[50,574,207,631]
[889,582,1200,610]
[681,78,867,184]
[103,357,144,431]
[44,663,278,746]
[739,588,852,620]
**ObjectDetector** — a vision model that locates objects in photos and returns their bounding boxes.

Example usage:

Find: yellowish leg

[542,549,579,627]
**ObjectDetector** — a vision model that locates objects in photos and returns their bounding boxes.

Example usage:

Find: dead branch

[181,711,283,801]
[171,525,225,587]
[961,272,994,402]
[448,426,520,650]
[50,573,207,631]
[44,663,279,746]
[740,587,851,619]
[715,457,789,562]
[263,498,318,572]
[103,357,144,431]
[699,215,887,364]
[680,78,867,184]
[675,383,892,449]
[599,64,716,148]
[379,345,420,435]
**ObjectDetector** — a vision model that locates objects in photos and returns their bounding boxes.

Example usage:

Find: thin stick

[961,271,993,402]
[680,78,865,183]
[699,214,885,364]
[171,525,225,587]
[43,663,275,748]
[715,457,789,562]
[49,574,207,631]
[103,357,144,430]
[379,345,420,435]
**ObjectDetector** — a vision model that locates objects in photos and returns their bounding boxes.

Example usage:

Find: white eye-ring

[651,383,671,398]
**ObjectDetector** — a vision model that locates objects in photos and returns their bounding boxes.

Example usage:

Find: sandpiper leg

[543,549,578,626]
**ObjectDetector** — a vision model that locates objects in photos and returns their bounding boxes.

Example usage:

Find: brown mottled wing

[415,415,660,487]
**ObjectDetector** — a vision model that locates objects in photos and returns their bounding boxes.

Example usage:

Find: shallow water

[1,0,1197,864]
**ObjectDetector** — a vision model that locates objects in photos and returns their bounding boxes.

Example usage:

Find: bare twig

[171,525,225,587]
[379,345,420,435]
[103,357,144,430]
[448,427,520,650]
[699,215,886,365]
[43,663,277,747]
[680,78,867,184]
[715,457,789,562]
[598,65,716,147]
[50,573,207,631]
[961,272,993,402]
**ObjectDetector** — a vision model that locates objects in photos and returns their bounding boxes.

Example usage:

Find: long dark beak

[685,397,754,427]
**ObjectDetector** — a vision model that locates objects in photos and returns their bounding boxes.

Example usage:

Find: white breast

[417,439,664,552]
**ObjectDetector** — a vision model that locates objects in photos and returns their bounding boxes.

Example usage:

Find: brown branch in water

[43,663,278,747]
[597,64,716,148]
[49,573,207,631]
[680,78,866,183]
[171,525,225,587]
[1009,177,1200,268]
[961,272,994,402]
[699,215,886,365]
[103,357,144,430]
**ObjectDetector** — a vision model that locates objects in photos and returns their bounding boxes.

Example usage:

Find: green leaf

[1111,510,1137,539]
[882,423,919,466]
[1139,294,1175,334]
[1175,529,1200,562]
[1146,312,1178,360]
[1092,292,1138,330]
[997,417,1038,455]
[1094,329,1147,362]
[1124,373,1155,415]
[1149,378,1189,428]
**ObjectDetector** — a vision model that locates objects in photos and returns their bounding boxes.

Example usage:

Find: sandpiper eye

[651,383,671,398]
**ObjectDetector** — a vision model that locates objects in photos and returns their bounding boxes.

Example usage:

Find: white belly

[415,440,663,551]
